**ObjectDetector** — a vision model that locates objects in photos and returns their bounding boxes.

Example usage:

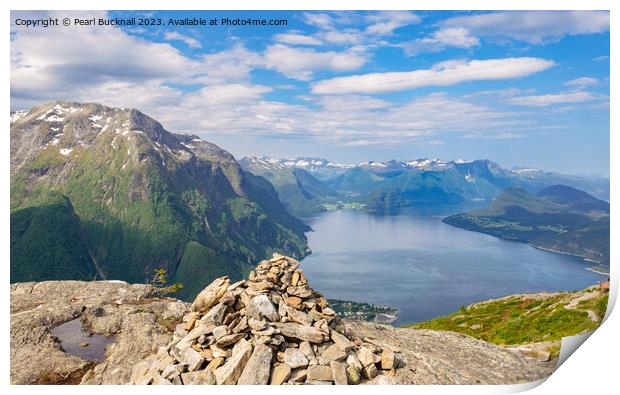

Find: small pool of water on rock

[51,318,114,362]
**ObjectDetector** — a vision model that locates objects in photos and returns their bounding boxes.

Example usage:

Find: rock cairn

[130,253,400,385]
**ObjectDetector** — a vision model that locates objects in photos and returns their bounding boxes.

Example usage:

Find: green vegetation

[443,186,610,264]
[237,163,343,217]
[173,241,240,300]
[10,192,97,282]
[405,288,609,355]
[10,103,309,301]
[151,268,184,295]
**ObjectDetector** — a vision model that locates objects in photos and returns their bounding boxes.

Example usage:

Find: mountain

[331,159,608,214]
[238,156,343,216]
[238,156,608,216]
[331,159,516,213]
[443,185,610,264]
[239,156,352,180]
[10,101,309,300]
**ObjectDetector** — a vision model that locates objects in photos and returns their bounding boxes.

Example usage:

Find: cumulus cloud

[399,27,480,55]
[164,31,202,48]
[319,30,362,45]
[261,44,367,81]
[298,11,420,50]
[10,10,369,111]
[365,11,421,35]
[11,11,196,106]
[198,92,526,146]
[441,11,609,44]
[312,57,555,95]
[10,10,600,149]
[302,13,334,30]
[195,45,261,84]
[508,91,598,107]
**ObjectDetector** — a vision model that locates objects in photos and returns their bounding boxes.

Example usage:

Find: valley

[10,101,609,318]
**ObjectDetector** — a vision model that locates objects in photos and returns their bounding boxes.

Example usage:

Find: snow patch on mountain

[10,110,29,124]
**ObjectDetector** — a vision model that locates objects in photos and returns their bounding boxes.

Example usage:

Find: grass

[405,289,609,350]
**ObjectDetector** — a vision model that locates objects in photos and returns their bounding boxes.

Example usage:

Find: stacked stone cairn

[130,253,401,385]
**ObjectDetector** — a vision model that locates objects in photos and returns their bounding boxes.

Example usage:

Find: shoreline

[527,244,607,270]
[585,267,610,276]
[527,243,592,260]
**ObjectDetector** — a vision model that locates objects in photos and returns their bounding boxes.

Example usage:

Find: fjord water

[301,209,605,326]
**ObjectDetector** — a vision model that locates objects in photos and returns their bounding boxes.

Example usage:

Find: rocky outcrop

[10,280,187,384]
[344,321,555,384]
[129,253,403,385]
[10,255,555,385]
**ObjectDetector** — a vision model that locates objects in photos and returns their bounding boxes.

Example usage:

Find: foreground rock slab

[10,254,557,385]
[10,281,187,384]
[344,321,556,384]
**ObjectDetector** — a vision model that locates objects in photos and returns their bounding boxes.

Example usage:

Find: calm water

[51,319,114,362]
[301,210,605,326]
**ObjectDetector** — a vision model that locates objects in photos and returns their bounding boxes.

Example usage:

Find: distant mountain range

[10,102,309,300]
[239,156,609,215]
[443,185,610,264]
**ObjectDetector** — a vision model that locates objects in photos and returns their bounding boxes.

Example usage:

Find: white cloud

[565,77,599,88]
[428,28,480,48]
[11,11,197,107]
[10,10,369,110]
[9,11,596,149]
[508,91,597,107]
[312,57,555,95]
[195,45,261,84]
[441,11,609,44]
[319,31,362,45]
[164,31,202,49]
[274,32,322,46]
[463,132,523,140]
[400,27,479,55]
[303,13,334,29]
[365,11,421,35]
[262,44,367,81]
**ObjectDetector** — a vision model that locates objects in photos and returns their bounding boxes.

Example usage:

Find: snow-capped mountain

[238,156,353,180]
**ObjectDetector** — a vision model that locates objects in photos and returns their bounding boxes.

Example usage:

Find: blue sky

[10,10,610,175]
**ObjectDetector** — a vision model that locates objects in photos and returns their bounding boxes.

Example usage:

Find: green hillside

[406,286,609,357]
[443,185,609,264]
[238,159,342,217]
[10,102,309,300]
[10,192,97,282]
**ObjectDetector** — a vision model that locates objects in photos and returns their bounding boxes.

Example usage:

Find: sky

[10,10,610,175]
